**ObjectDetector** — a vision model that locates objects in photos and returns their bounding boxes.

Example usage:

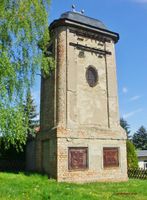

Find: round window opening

[86,66,98,87]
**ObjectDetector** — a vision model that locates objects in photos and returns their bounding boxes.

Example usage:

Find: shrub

[127,140,138,169]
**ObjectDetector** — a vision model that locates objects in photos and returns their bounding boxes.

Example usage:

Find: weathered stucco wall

[36,22,128,182]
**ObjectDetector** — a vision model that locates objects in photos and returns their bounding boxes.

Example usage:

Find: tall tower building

[36,11,128,182]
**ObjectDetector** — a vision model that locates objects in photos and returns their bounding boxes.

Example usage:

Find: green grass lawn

[0,172,147,200]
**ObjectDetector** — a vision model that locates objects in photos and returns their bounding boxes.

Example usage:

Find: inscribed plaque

[103,147,119,168]
[68,147,88,170]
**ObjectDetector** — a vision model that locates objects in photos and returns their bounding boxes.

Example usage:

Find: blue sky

[33,0,147,135]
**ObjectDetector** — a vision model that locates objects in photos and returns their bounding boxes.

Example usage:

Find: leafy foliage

[120,118,131,139]
[0,0,52,99]
[0,0,52,150]
[126,140,138,169]
[132,126,147,150]
[120,119,138,168]
[0,137,25,160]
[0,105,27,150]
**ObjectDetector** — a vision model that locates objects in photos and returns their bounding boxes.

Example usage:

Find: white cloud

[123,108,143,119]
[122,87,128,94]
[129,95,141,101]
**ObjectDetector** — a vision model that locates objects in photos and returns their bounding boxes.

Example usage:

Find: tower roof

[60,11,108,31]
[50,11,119,43]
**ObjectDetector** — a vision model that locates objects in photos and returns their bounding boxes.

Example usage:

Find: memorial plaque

[68,147,88,170]
[103,147,119,168]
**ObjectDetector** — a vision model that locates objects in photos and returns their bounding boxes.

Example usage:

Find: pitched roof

[137,150,147,157]
[50,11,119,43]
[60,11,108,31]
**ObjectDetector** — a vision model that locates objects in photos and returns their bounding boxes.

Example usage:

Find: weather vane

[72,4,85,14]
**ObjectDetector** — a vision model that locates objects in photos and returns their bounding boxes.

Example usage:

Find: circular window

[86,66,98,87]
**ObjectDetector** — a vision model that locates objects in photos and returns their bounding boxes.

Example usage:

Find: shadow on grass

[0,170,46,177]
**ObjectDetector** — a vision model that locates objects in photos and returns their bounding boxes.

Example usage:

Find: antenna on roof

[71,5,85,15]
[81,9,84,14]
[72,4,76,12]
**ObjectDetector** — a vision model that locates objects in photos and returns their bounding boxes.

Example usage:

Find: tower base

[36,126,128,183]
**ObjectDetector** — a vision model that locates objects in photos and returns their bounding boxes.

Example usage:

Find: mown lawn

[0,172,147,200]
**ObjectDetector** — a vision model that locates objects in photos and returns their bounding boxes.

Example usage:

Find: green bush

[127,140,138,169]
[0,137,25,161]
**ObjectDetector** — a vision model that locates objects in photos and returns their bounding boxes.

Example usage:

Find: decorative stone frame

[103,147,119,168]
[68,147,88,170]
[86,65,98,87]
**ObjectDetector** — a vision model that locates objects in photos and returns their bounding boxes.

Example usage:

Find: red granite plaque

[68,147,88,170]
[103,147,119,168]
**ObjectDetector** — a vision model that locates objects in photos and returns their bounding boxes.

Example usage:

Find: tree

[24,89,39,139]
[126,140,138,169]
[0,0,53,150]
[132,126,147,150]
[120,118,138,168]
[0,105,28,151]
[120,118,131,139]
